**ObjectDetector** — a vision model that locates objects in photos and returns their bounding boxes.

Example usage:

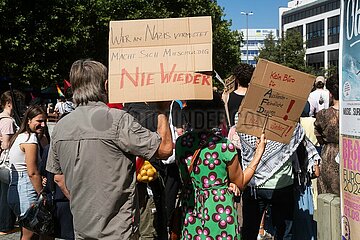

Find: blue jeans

[0,167,16,231]
[7,170,37,217]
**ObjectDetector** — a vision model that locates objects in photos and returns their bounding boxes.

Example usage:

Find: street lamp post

[241,11,253,64]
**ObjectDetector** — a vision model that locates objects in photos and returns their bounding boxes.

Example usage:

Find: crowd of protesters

[0,59,340,240]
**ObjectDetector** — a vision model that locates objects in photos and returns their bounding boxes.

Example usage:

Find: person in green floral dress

[175,93,266,240]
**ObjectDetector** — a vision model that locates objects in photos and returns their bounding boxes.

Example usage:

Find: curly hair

[326,74,339,100]
[233,63,255,88]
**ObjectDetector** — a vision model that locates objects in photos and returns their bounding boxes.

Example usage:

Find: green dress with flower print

[175,131,240,240]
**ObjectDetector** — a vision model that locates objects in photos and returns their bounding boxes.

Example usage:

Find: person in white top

[308,76,330,117]
[7,105,47,240]
[54,96,66,115]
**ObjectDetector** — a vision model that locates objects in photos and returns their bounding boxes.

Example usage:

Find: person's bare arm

[154,113,173,159]
[54,174,71,200]
[228,134,266,190]
[1,134,12,150]
[23,143,43,194]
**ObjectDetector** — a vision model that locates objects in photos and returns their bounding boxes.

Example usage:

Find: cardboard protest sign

[224,75,236,94]
[108,16,213,103]
[236,59,315,144]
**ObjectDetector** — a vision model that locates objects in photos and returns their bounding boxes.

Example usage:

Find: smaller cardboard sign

[224,75,236,94]
[237,59,315,143]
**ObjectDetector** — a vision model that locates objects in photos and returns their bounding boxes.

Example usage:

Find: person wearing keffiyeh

[240,123,321,240]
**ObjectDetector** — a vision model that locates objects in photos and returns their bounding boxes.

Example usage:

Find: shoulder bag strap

[188,132,213,174]
[176,132,214,209]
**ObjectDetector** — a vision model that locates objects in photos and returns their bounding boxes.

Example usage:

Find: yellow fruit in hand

[147,169,155,177]
[137,174,142,181]
[140,169,147,176]
[143,164,152,170]
[141,175,149,181]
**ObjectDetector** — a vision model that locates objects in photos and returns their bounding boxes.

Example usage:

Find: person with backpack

[0,90,23,235]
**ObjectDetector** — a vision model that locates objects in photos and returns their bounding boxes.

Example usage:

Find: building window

[306,20,324,48]
[282,0,340,25]
[288,26,303,36]
[328,15,340,44]
[328,49,339,68]
[307,52,324,70]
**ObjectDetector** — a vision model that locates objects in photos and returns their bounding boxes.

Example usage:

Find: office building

[280,0,340,71]
[239,28,279,66]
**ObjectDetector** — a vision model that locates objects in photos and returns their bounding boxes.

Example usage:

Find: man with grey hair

[46,59,173,239]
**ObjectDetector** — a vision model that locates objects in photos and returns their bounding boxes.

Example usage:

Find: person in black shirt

[227,63,255,126]
[123,102,168,240]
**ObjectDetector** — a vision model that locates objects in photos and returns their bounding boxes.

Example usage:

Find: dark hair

[315,81,324,89]
[233,63,255,88]
[9,105,46,147]
[184,92,225,130]
[301,101,310,117]
[65,87,73,101]
[326,74,339,100]
[0,90,25,110]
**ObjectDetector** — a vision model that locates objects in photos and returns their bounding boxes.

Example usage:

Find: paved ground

[0,230,20,240]
[0,231,63,240]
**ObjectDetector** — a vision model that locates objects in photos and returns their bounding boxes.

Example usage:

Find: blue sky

[217,0,289,30]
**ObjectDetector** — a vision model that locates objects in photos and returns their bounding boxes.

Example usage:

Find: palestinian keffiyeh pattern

[239,123,305,187]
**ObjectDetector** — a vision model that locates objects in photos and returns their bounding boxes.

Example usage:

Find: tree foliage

[0,0,240,89]
[257,29,312,73]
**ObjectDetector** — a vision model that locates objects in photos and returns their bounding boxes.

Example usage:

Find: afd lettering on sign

[119,63,211,89]
[255,88,296,121]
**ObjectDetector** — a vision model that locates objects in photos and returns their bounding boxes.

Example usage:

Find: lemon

[147,169,155,177]
[143,164,152,170]
[137,174,142,181]
[141,175,149,181]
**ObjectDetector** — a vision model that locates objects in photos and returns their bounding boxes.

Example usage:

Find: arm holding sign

[153,101,173,159]
[228,133,267,190]
[155,111,173,159]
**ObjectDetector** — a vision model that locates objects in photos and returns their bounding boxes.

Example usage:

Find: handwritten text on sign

[109,17,212,48]
[118,63,211,89]
[237,59,315,144]
[108,17,213,103]
[110,24,209,45]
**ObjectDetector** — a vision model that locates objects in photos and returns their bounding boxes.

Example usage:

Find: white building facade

[280,0,340,71]
[239,28,279,66]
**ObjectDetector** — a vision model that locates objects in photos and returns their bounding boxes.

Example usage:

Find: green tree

[279,29,307,72]
[256,31,280,63]
[257,29,312,73]
[0,0,240,90]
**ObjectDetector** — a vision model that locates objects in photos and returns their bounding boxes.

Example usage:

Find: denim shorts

[7,170,37,217]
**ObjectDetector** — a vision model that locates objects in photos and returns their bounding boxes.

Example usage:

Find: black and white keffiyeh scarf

[239,123,305,187]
